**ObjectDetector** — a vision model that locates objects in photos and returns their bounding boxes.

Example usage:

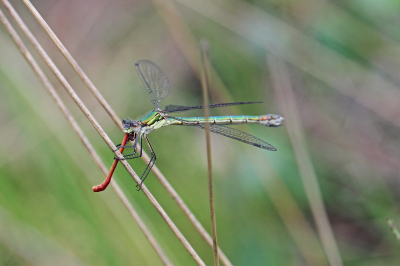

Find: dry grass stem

[19,1,232,264]
[2,1,204,264]
[0,5,173,266]
[200,40,219,266]
[267,54,343,266]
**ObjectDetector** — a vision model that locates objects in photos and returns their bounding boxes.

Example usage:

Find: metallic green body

[137,110,277,134]
[139,111,167,133]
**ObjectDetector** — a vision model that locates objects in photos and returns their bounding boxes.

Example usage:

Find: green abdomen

[169,115,266,125]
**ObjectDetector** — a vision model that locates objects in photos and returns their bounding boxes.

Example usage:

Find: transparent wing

[171,117,277,151]
[135,60,170,109]
[164,101,262,113]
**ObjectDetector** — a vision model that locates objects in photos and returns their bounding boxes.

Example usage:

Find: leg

[115,133,143,160]
[137,135,156,191]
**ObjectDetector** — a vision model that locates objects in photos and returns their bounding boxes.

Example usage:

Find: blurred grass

[1,0,400,265]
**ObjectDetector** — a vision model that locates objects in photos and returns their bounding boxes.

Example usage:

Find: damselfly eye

[131,121,139,128]
[122,119,135,129]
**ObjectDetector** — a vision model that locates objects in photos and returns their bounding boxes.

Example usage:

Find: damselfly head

[122,119,140,133]
[260,114,284,127]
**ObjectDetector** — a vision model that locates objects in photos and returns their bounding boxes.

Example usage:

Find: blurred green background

[1,0,400,265]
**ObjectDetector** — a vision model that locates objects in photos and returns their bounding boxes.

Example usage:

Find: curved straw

[2,1,204,265]
[18,0,232,265]
[200,40,219,266]
[0,7,172,266]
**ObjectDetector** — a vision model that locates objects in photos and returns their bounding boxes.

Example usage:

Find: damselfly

[93,60,283,192]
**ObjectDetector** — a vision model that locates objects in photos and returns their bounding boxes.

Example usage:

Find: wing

[135,60,170,109]
[164,101,263,113]
[176,121,277,151]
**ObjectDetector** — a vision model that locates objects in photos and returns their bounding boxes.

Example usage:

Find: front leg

[136,135,156,191]
[114,133,143,160]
